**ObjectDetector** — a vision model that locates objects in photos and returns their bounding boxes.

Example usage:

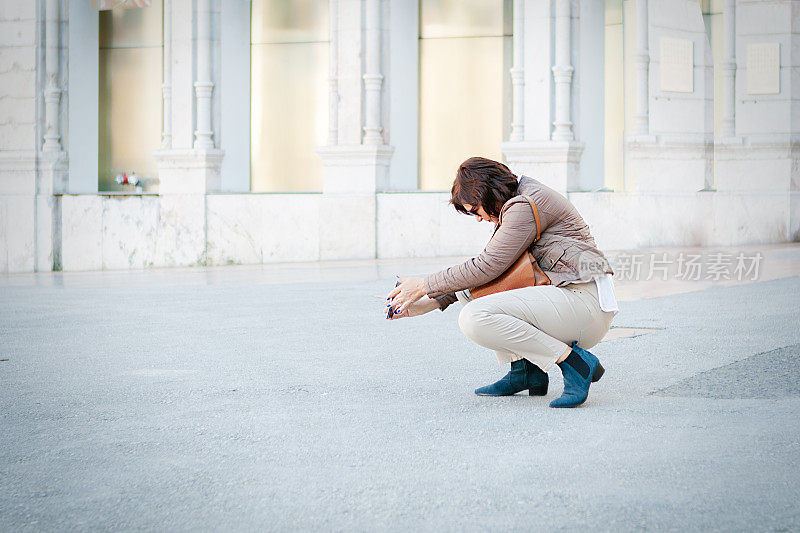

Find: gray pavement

[1,267,800,531]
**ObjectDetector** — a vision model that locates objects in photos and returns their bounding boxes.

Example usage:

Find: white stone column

[35,0,67,273]
[42,0,62,152]
[501,0,583,194]
[152,0,222,268]
[509,0,524,142]
[156,0,223,195]
[363,0,383,144]
[632,0,649,136]
[316,0,393,260]
[721,0,736,138]
[327,0,339,146]
[194,0,214,149]
[552,0,573,141]
[161,0,172,148]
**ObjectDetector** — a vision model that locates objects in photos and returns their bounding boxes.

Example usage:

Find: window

[418,0,512,191]
[250,0,329,192]
[98,0,163,192]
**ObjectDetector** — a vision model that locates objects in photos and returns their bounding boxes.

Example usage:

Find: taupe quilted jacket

[424,175,614,311]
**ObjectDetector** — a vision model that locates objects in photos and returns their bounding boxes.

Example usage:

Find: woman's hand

[387,277,428,315]
[388,296,439,320]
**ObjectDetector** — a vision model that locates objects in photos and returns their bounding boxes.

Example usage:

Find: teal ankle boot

[475,358,549,396]
[549,341,604,408]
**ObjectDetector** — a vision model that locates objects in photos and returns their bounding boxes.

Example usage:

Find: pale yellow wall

[98,0,163,192]
[250,0,328,192]
[418,0,511,191]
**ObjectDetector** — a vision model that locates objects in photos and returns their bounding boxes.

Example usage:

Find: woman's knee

[458,301,488,341]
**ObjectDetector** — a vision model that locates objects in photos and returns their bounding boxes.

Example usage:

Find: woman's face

[462,204,499,224]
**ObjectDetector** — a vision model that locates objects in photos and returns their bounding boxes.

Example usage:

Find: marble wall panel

[101,196,160,269]
[61,195,103,271]
[154,194,206,267]
[258,194,321,262]
[206,195,265,265]
[319,194,375,260]
[206,194,321,265]
[376,192,493,259]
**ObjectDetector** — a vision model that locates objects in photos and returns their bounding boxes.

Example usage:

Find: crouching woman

[387,157,619,408]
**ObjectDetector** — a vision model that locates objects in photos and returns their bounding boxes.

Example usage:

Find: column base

[625,135,713,192]
[315,144,394,260]
[714,135,796,193]
[37,151,68,195]
[500,140,584,194]
[35,152,68,272]
[153,148,224,194]
[315,144,394,194]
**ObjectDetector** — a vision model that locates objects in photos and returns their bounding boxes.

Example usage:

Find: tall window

[251,0,329,192]
[98,1,163,192]
[418,0,512,191]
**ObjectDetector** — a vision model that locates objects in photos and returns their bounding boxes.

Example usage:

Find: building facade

[0,0,798,273]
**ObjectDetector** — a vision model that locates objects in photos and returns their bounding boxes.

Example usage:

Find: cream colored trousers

[456,280,615,371]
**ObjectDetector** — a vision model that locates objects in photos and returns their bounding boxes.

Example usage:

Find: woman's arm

[387,200,542,314]
[424,200,540,298]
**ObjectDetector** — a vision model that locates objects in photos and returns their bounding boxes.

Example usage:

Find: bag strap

[520,194,542,241]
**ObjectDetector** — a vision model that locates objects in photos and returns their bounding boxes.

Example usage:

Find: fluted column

[194,0,214,149]
[632,0,650,136]
[161,0,172,148]
[721,0,736,137]
[362,0,383,145]
[551,0,573,141]
[509,0,524,142]
[42,0,61,152]
[327,0,339,146]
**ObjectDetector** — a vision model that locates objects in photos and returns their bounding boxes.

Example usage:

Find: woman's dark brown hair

[450,157,519,219]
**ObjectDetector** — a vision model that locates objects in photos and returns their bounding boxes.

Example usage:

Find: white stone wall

[60,194,205,271]
[571,190,792,249]
[50,187,796,272]
[56,193,491,271]
[0,2,37,154]
[0,2,38,273]
[1,0,799,274]
[206,194,322,264]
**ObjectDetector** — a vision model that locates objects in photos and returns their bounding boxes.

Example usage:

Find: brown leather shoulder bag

[470,195,551,299]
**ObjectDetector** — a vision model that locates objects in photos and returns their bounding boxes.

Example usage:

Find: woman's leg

[458,281,612,372]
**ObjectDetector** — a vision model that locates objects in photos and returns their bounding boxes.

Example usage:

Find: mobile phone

[386,280,400,319]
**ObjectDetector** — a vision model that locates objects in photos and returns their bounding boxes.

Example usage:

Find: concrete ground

[1,244,800,531]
